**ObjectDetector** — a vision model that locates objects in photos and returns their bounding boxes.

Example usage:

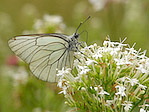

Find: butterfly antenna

[75,16,90,34]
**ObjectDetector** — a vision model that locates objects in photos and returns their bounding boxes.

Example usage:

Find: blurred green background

[0,0,148,112]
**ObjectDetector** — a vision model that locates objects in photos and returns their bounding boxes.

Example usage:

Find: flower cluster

[57,38,149,112]
[88,0,128,11]
[24,14,66,34]
[3,65,28,86]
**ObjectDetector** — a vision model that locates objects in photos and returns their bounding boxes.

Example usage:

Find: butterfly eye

[74,34,79,39]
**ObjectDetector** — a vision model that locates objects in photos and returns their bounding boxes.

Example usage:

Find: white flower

[7,67,28,86]
[90,86,93,89]
[106,100,113,106]
[122,101,133,112]
[115,85,126,96]
[126,77,138,86]
[92,51,102,59]
[106,96,118,106]
[78,65,90,75]
[57,78,66,88]
[140,108,146,112]
[86,58,98,65]
[125,46,138,55]
[88,43,98,49]
[32,14,65,33]
[94,85,101,91]
[88,0,106,11]
[73,59,80,67]
[98,87,110,96]
[58,85,67,95]
[138,84,147,90]
[57,67,71,77]
[136,64,147,73]
[146,59,149,67]
[94,86,110,96]
[139,103,149,112]
[43,14,62,24]
[114,56,132,66]
[94,87,98,91]
[110,47,120,56]
[137,50,147,59]
[117,77,127,82]
[81,87,86,90]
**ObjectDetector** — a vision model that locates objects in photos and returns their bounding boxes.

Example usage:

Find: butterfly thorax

[68,33,79,51]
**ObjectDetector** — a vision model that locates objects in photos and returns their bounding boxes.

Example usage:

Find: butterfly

[8,16,90,82]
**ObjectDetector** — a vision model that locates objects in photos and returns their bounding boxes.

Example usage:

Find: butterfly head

[74,33,80,39]
[68,16,90,51]
[70,33,79,42]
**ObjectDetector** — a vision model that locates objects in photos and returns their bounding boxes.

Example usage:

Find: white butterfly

[8,16,90,82]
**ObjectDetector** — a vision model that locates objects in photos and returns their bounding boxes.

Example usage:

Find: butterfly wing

[8,34,74,82]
